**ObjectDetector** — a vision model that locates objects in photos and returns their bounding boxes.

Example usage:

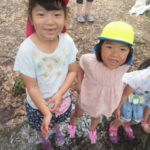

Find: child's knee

[72,104,83,117]
[73,110,82,118]
[112,119,122,128]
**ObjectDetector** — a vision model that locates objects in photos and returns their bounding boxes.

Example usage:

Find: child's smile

[108,59,119,65]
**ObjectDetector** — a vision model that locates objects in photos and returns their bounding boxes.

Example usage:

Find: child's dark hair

[138,59,150,70]
[95,40,133,64]
[28,0,67,18]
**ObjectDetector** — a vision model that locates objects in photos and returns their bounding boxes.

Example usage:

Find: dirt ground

[0,0,150,128]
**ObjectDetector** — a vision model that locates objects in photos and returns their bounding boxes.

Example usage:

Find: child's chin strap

[26,0,69,37]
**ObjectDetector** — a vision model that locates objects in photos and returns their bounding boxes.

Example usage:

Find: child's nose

[46,15,55,24]
[111,49,119,57]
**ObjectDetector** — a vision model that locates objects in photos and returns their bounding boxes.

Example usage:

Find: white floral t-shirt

[122,67,150,105]
[14,33,78,109]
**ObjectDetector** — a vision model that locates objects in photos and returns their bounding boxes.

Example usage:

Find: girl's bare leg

[76,3,83,15]
[68,103,84,138]
[143,106,150,124]
[89,117,100,131]
[85,1,92,14]
[70,103,84,125]
[88,117,99,144]
[54,123,59,130]
[112,119,123,128]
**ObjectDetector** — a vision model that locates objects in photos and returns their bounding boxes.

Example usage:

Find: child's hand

[114,108,121,119]
[41,114,52,135]
[47,93,62,113]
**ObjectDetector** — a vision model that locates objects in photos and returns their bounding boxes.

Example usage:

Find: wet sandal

[88,130,97,144]
[122,125,135,139]
[109,124,118,144]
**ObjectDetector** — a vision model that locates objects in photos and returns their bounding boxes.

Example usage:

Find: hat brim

[98,37,133,45]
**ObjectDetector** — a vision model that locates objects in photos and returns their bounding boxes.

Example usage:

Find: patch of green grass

[145,10,150,18]
[134,40,146,45]
[12,78,25,96]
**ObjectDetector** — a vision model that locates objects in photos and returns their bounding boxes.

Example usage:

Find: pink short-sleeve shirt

[79,54,129,117]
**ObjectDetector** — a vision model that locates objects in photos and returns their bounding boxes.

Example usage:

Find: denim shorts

[25,96,72,131]
[120,98,145,122]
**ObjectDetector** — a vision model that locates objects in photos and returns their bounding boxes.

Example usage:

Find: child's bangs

[37,0,65,11]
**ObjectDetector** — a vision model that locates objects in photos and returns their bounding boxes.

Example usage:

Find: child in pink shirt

[68,21,135,144]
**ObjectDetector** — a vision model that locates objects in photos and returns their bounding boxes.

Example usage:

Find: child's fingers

[49,103,60,112]
[41,126,47,135]
[41,124,49,134]
[46,98,54,105]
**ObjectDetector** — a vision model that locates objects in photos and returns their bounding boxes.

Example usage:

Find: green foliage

[134,40,145,45]
[145,11,150,18]
[12,78,25,97]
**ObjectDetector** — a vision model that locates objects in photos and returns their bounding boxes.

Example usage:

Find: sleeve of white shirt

[80,54,86,70]
[65,34,78,64]
[14,39,36,78]
[122,71,140,90]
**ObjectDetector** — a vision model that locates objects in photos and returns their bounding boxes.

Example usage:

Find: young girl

[68,21,135,144]
[14,0,78,149]
[110,59,150,143]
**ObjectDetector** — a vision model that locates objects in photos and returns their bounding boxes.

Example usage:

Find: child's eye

[54,13,62,16]
[106,46,112,49]
[120,48,128,51]
[37,13,45,16]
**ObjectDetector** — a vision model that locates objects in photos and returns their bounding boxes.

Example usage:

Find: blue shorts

[25,97,72,131]
[121,98,145,122]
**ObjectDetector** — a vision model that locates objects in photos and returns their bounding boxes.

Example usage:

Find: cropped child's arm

[21,74,52,134]
[115,84,134,119]
[143,106,150,124]
[119,85,134,108]
[77,65,84,94]
[48,62,77,112]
